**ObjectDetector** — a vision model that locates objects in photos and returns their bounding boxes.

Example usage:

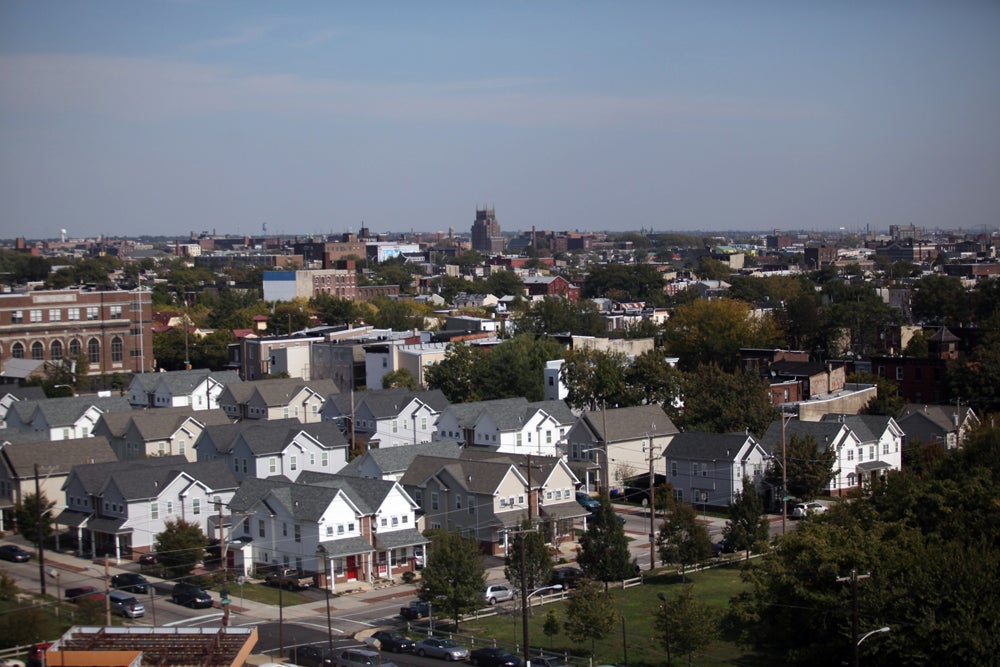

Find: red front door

[346,555,358,580]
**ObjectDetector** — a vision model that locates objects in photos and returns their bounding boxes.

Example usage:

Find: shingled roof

[67,456,237,500]
[579,405,678,442]
[2,436,118,478]
[10,395,133,429]
[664,432,760,461]
[357,389,450,418]
[338,440,463,477]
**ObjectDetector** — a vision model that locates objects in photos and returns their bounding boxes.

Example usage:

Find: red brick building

[0,289,154,376]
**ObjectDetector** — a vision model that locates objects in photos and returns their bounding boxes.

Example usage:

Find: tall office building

[471,207,505,254]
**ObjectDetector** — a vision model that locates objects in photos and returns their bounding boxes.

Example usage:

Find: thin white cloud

[0,53,827,128]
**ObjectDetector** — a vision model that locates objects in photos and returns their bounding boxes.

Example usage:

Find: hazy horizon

[2,1,998,240]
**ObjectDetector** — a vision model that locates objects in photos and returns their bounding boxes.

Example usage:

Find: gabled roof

[236,421,348,455]
[129,408,230,441]
[528,400,576,425]
[129,373,161,393]
[339,440,463,477]
[232,473,404,520]
[249,378,340,407]
[759,419,851,454]
[68,456,237,500]
[10,395,133,428]
[897,404,975,432]
[578,405,679,443]
[155,369,241,395]
[2,436,117,478]
[0,387,46,402]
[357,389,450,419]
[445,398,575,432]
[399,454,525,495]
[819,414,896,442]
[664,432,760,462]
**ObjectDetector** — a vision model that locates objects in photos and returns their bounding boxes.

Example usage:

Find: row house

[4,394,133,440]
[434,398,576,456]
[662,432,769,509]
[194,419,350,482]
[339,440,464,482]
[399,452,584,556]
[93,407,231,461]
[57,456,238,561]
[216,378,337,422]
[565,404,680,494]
[126,369,241,410]
[0,436,118,532]
[759,414,904,498]
[896,403,980,451]
[0,387,46,428]
[322,389,450,449]
[228,472,427,590]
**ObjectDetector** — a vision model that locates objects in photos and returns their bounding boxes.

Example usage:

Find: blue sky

[1,1,998,240]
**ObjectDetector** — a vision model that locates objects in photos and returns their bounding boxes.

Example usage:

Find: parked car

[575,491,600,513]
[399,599,431,619]
[138,552,158,565]
[336,648,399,667]
[413,637,470,661]
[265,567,313,590]
[65,585,101,602]
[290,645,335,667]
[111,573,150,594]
[469,648,521,667]
[171,582,213,608]
[484,583,515,604]
[619,486,651,506]
[364,630,415,653]
[0,544,32,562]
[792,502,827,518]
[108,591,145,618]
[549,567,585,589]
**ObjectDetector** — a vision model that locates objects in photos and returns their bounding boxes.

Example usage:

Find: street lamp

[856,626,890,666]
[522,585,562,666]
[316,545,334,656]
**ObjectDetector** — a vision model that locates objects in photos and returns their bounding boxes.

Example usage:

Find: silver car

[485,583,515,604]
[414,637,470,661]
[109,591,145,618]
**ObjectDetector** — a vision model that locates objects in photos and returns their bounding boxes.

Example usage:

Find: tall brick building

[0,289,154,376]
[471,207,505,254]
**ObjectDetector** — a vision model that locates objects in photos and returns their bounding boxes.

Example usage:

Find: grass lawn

[457,565,765,667]
[227,581,313,606]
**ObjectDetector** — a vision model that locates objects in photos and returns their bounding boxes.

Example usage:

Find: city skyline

[1,1,999,240]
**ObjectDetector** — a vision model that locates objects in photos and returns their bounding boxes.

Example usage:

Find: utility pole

[34,464,47,596]
[507,526,538,667]
[647,425,659,572]
[837,568,871,667]
[104,554,112,627]
[218,501,231,627]
[780,411,790,535]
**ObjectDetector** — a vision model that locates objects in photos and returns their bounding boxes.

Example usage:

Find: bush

[402,571,416,584]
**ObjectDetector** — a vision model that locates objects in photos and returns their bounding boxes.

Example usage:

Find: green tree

[582,264,666,305]
[561,348,635,411]
[673,365,777,436]
[577,495,636,583]
[418,530,486,628]
[153,519,209,580]
[0,607,48,649]
[369,297,424,331]
[664,298,782,371]
[562,580,620,657]
[849,370,905,416]
[624,350,682,407]
[542,609,561,647]
[483,270,524,298]
[504,522,553,597]
[0,570,17,601]
[14,492,55,545]
[764,433,838,502]
[479,334,565,402]
[722,477,770,558]
[310,293,360,326]
[517,297,605,337]
[655,586,718,666]
[910,273,972,327]
[425,342,487,403]
[656,502,712,580]
[947,312,1000,414]
[382,368,419,390]
[902,329,929,357]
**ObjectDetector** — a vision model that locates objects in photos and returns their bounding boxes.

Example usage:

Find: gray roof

[195,418,302,455]
[231,473,400,520]
[399,455,522,495]
[1,387,46,402]
[580,405,679,443]
[339,441,463,478]
[818,414,893,443]
[250,378,340,407]
[130,408,231,441]
[235,421,349,456]
[897,404,974,432]
[759,419,847,454]
[1,358,45,379]
[0,430,53,445]
[10,395,133,429]
[443,398,575,432]
[375,527,427,550]
[68,456,238,501]
[664,432,759,462]
[130,373,161,393]
[358,389,450,419]
[1,437,118,478]
[156,369,241,395]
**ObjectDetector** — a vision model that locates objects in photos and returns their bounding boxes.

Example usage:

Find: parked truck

[265,568,314,590]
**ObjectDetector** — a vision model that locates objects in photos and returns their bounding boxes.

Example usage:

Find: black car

[712,538,736,556]
[171,582,213,609]
[469,648,522,667]
[290,645,335,667]
[0,544,32,562]
[549,566,585,589]
[365,630,416,653]
[399,600,431,619]
[138,552,158,565]
[111,572,150,594]
[620,486,651,506]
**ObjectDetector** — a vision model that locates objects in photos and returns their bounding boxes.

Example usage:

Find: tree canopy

[576,494,636,583]
[418,529,486,628]
[722,477,770,558]
[764,432,839,502]
[663,298,782,371]
[153,519,209,579]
